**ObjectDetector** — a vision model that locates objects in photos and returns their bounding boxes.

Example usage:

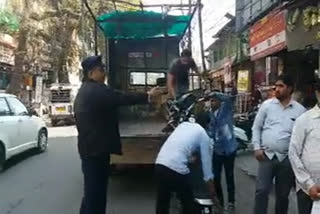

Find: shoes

[212,205,224,214]
[227,202,235,213]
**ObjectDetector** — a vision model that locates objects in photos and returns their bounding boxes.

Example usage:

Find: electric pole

[197,0,207,72]
[188,0,192,50]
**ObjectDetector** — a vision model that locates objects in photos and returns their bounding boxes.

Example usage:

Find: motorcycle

[233,105,260,151]
[162,93,206,133]
[234,105,259,140]
[234,125,251,151]
[162,92,254,151]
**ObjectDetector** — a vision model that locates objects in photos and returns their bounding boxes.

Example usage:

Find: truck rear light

[68,105,72,113]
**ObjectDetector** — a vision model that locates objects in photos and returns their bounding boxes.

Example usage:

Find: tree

[0,10,20,35]
[6,0,140,96]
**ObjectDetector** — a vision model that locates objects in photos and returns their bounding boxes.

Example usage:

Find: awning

[97,11,192,40]
[208,56,237,78]
[209,68,224,79]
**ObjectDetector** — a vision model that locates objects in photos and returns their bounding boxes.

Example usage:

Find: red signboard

[250,10,287,61]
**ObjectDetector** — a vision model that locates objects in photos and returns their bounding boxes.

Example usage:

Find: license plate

[56,107,66,112]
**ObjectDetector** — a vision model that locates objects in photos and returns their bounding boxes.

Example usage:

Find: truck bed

[119,119,167,137]
[112,119,168,164]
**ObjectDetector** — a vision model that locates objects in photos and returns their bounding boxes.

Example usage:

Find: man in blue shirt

[208,91,238,211]
[155,113,218,214]
[252,75,305,214]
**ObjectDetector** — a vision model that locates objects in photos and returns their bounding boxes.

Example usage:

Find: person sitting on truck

[167,49,198,98]
[74,55,161,214]
[155,112,219,214]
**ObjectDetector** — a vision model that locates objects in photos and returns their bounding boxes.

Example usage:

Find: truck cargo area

[111,119,168,164]
[119,119,167,137]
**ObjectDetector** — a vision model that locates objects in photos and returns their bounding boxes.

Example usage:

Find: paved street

[0,128,298,214]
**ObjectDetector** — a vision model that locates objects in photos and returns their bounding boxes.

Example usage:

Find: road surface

[0,128,298,214]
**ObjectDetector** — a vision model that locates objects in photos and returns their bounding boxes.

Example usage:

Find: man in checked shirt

[289,77,320,214]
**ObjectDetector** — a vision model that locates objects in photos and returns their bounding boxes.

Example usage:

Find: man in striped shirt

[289,78,320,214]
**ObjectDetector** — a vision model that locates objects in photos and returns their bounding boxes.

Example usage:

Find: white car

[0,93,48,172]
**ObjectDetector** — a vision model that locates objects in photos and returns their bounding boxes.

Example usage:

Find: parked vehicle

[234,105,259,141]
[0,93,48,172]
[48,84,75,126]
[234,125,251,151]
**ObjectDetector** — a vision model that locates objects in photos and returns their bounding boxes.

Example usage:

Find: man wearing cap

[74,55,160,214]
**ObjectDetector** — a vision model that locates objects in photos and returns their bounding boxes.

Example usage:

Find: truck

[83,4,200,166]
[48,83,76,126]
[109,37,178,165]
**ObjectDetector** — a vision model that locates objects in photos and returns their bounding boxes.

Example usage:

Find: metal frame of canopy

[83,0,207,72]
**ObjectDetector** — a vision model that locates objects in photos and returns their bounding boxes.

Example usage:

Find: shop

[249,9,287,102]
[208,56,237,93]
[233,59,254,113]
[286,0,320,108]
[208,68,224,92]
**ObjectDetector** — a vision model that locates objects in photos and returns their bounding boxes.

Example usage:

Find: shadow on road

[3,149,42,172]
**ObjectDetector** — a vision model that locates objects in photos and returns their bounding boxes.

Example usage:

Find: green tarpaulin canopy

[97,11,191,40]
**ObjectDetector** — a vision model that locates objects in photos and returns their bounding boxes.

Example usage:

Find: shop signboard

[250,10,287,61]
[237,70,250,92]
[0,34,16,65]
[0,45,15,65]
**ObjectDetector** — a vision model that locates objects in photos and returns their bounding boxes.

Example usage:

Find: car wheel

[0,144,5,173]
[37,130,48,153]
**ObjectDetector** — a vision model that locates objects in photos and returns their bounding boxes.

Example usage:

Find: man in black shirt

[74,55,160,214]
[167,49,198,98]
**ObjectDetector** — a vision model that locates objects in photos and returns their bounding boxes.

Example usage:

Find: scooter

[234,105,260,151]
[234,125,252,151]
[194,199,214,214]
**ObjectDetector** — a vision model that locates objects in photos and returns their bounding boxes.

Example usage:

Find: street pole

[197,0,207,73]
[318,50,320,77]
[188,0,192,50]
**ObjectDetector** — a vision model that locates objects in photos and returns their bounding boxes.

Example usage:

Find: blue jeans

[80,155,110,214]
[212,152,236,206]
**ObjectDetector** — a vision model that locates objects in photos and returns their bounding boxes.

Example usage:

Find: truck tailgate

[111,119,168,164]
[119,119,167,137]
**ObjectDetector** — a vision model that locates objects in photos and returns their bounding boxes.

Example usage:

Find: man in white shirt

[155,112,217,214]
[289,78,320,214]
